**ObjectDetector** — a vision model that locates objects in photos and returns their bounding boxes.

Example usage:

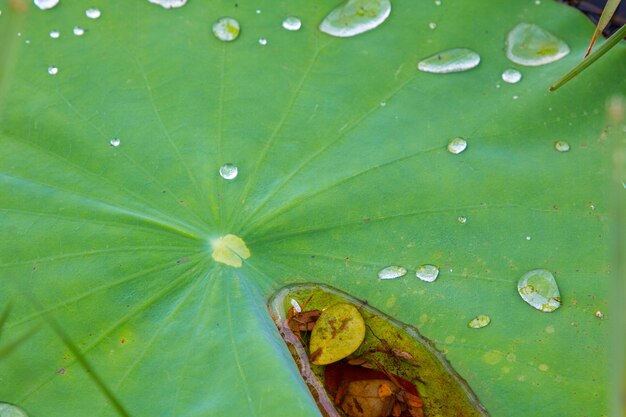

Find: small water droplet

[517,269,561,312]
[534,0,541,4]
[73,26,85,36]
[594,310,603,319]
[290,298,302,313]
[416,264,439,282]
[501,68,522,84]
[319,0,391,38]
[148,0,188,8]
[378,265,407,280]
[282,16,302,31]
[219,163,238,180]
[554,140,570,152]
[34,0,59,10]
[47,66,58,75]
[468,314,490,329]
[435,0,442,5]
[85,8,101,19]
[417,48,480,73]
[447,137,467,154]
[212,17,240,42]
[49,30,60,39]
[457,216,467,224]
[512,95,519,100]
[506,23,570,66]
[109,138,120,147]
[379,101,387,107]
[255,9,262,14]
[428,22,437,30]
[0,402,29,417]
[258,37,268,45]
[525,236,531,240]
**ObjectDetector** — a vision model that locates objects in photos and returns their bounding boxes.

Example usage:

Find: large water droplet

[282,16,302,31]
[212,17,240,42]
[517,269,561,312]
[211,234,250,267]
[148,0,188,8]
[416,264,439,282]
[468,315,490,329]
[47,66,58,75]
[505,23,570,66]
[34,0,59,10]
[417,48,480,73]
[85,8,101,19]
[554,140,570,152]
[378,265,407,280]
[73,26,85,36]
[319,0,391,38]
[49,30,60,39]
[0,403,29,417]
[109,138,120,147]
[219,163,238,180]
[447,137,467,154]
[501,68,522,84]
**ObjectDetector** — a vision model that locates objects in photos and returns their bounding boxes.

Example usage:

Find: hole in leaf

[269,284,489,417]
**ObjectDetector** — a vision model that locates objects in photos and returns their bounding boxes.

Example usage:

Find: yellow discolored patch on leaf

[210,234,250,267]
[309,303,365,365]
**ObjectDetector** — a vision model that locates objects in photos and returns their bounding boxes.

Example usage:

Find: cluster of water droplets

[377,264,440,282]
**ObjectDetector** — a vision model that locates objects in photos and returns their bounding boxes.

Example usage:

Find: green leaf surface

[0,0,622,416]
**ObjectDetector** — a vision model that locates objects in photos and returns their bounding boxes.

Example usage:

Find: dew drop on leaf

[505,23,570,66]
[258,38,268,46]
[428,22,437,30]
[282,16,302,31]
[73,26,85,36]
[148,0,188,8]
[457,216,468,224]
[33,0,59,10]
[554,140,570,152]
[517,269,561,312]
[468,315,490,328]
[417,48,480,74]
[377,265,407,280]
[0,402,29,417]
[109,138,120,147]
[447,137,467,154]
[47,66,58,75]
[85,8,101,19]
[501,68,522,84]
[49,30,60,39]
[219,163,238,180]
[309,303,365,365]
[319,0,391,38]
[212,17,240,42]
[416,264,439,282]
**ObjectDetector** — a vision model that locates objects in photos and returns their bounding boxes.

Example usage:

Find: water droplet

[447,137,467,154]
[319,0,391,38]
[435,0,441,5]
[554,140,570,152]
[525,236,531,240]
[517,269,561,312]
[148,0,188,8]
[255,9,262,14]
[73,26,85,36]
[534,0,541,4]
[282,16,302,31]
[428,22,437,30]
[538,363,549,372]
[468,314,490,328]
[211,234,250,267]
[416,264,439,282]
[85,8,101,19]
[34,0,59,10]
[49,30,60,39]
[212,17,240,42]
[219,163,238,180]
[290,298,302,313]
[378,265,407,280]
[501,68,522,84]
[258,37,268,45]
[109,138,120,147]
[47,66,58,75]
[594,310,603,319]
[379,101,387,107]
[417,48,480,74]
[505,23,570,66]
[457,216,467,224]
[0,403,29,417]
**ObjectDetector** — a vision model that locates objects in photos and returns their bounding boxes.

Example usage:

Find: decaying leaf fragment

[309,303,366,365]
